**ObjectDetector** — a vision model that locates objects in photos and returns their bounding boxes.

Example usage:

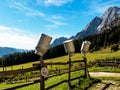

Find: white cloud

[9,0,45,17]
[0,26,39,50]
[37,0,73,6]
[50,15,64,20]
[45,15,67,30]
[0,26,12,31]
[45,20,67,30]
[82,0,120,15]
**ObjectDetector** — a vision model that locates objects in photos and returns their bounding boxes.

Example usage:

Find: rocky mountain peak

[51,6,120,47]
[75,6,120,39]
[75,16,102,39]
[98,6,120,32]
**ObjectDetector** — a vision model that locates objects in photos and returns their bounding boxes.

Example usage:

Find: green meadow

[0,47,120,71]
[0,48,120,90]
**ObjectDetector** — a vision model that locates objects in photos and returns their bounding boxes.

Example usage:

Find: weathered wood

[72,60,84,63]
[0,67,39,76]
[1,59,86,90]
[2,69,83,90]
[45,62,69,65]
[68,56,71,88]
[40,56,45,90]
[0,60,84,77]
[96,59,120,67]
[33,60,84,66]
[34,68,83,83]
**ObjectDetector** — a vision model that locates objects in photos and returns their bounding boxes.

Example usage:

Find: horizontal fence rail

[95,59,120,67]
[33,60,84,66]
[2,69,84,90]
[0,59,85,90]
[0,67,39,76]
[0,60,84,76]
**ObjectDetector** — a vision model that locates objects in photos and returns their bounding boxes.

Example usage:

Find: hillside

[1,24,120,67]
[0,47,24,57]
[1,47,120,71]
[0,48,120,90]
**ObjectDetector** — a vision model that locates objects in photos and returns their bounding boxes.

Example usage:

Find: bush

[111,44,119,51]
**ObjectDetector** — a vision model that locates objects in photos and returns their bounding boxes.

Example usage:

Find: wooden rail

[0,60,84,76]
[95,59,120,67]
[33,60,84,66]
[2,69,84,90]
[0,67,39,76]
[1,59,85,90]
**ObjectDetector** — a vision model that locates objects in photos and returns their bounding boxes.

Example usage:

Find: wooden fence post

[40,56,44,90]
[84,57,87,78]
[68,55,71,89]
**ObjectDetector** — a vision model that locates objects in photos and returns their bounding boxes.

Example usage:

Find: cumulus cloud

[0,26,38,50]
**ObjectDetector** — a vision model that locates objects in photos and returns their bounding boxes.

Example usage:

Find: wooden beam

[0,67,39,76]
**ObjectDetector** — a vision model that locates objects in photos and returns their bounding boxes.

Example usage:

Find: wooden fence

[95,59,120,67]
[0,59,87,90]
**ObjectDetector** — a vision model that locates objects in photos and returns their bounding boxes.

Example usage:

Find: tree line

[0,26,120,67]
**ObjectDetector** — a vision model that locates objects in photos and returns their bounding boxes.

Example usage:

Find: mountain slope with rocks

[51,6,120,47]
[75,6,120,39]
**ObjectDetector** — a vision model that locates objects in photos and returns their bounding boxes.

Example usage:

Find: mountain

[51,6,120,47]
[102,16,120,30]
[75,16,102,39]
[51,37,68,47]
[75,6,120,39]
[0,47,25,57]
[98,6,120,32]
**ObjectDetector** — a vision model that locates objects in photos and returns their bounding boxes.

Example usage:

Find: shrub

[111,44,119,51]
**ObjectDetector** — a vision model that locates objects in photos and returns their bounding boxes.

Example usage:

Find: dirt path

[89,72,120,90]
[89,72,120,77]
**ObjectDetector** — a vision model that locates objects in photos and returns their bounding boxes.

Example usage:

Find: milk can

[35,34,52,56]
[63,39,75,56]
[81,41,91,54]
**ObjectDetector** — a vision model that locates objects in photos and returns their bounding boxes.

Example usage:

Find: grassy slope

[0,70,84,90]
[0,48,120,89]
[0,47,120,71]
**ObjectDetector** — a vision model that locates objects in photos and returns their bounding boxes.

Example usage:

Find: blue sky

[0,0,120,50]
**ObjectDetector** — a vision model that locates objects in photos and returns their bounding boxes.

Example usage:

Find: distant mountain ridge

[0,47,25,57]
[51,37,68,47]
[75,16,102,39]
[75,6,120,39]
[51,6,120,47]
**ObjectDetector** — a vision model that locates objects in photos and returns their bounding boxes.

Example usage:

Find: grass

[0,82,27,89]
[4,70,99,90]
[0,70,100,90]
[0,48,120,72]
[0,61,39,71]
[0,70,83,90]
[89,66,120,73]
[0,48,120,89]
